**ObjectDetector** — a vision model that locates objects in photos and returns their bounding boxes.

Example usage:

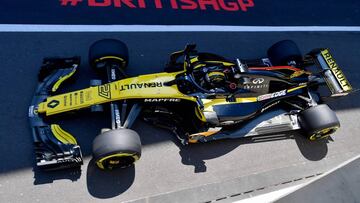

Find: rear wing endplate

[314,49,353,96]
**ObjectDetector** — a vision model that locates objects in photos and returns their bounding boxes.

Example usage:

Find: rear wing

[311,49,353,96]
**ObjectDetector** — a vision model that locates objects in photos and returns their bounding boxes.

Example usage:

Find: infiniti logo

[252,78,265,84]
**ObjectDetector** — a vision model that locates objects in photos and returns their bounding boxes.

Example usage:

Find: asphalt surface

[276,156,360,203]
[0,32,360,202]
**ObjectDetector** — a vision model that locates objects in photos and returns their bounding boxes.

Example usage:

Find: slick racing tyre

[89,39,129,72]
[298,104,340,141]
[92,129,141,170]
[267,40,302,66]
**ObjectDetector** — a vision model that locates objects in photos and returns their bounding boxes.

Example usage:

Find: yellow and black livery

[29,39,353,170]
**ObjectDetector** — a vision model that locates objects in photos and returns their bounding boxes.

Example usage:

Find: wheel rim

[309,126,339,141]
[96,153,139,170]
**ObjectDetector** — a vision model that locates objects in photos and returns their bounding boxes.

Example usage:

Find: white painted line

[234,184,305,203]
[272,153,360,201]
[0,24,360,32]
[235,154,360,203]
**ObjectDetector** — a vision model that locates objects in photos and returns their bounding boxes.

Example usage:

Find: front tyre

[89,39,129,72]
[298,104,340,141]
[92,129,141,170]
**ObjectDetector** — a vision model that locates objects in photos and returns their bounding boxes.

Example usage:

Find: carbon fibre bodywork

[29,44,353,170]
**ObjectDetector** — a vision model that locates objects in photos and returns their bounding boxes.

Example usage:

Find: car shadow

[33,167,82,185]
[30,120,329,185]
[177,139,245,173]
[293,131,330,161]
[86,159,135,199]
[176,131,329,173]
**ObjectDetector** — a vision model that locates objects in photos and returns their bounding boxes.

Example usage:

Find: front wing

[29,57,83,170]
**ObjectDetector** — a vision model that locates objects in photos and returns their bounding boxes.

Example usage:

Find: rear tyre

[298,104,340,141]
[89,39,129,72]
[92,129,141,170]
[267,40,302,66]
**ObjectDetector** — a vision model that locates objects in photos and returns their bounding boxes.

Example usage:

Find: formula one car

[29,39,353,170]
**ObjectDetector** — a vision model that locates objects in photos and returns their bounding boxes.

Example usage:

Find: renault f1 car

[29,39,353,170]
